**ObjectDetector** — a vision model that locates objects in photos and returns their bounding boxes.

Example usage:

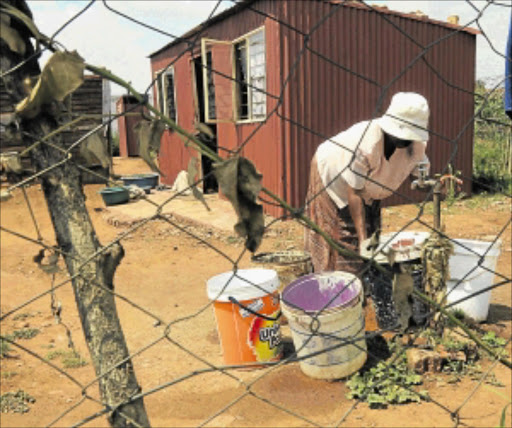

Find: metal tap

[411,161,442,230]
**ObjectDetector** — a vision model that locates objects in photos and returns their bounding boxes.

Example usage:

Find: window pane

[206,51,216,120]
[165,71,177,122]
[157,73,164,113]
[249,30,264,45]
[248,29,266,120]
[235,40,249,120]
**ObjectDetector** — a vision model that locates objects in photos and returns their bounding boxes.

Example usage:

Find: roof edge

[149,0,257,58]
[330,1,480,36]
[149,0,479,59]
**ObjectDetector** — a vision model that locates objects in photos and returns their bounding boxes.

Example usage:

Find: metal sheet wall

[279,1,476,210]
[150,0,476,217]
[150,1,286,217]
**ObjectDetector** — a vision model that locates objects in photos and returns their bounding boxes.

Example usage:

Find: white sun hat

[378,92,430,142]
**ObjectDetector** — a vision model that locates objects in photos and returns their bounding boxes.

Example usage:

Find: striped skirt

[304,156,381,275]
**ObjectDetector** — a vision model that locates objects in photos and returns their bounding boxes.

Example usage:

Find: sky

[26,0,511,96]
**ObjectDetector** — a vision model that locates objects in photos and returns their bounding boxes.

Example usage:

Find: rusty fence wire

[0,0,511,427]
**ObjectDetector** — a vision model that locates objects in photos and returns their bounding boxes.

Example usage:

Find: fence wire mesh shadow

[0,0,511,427]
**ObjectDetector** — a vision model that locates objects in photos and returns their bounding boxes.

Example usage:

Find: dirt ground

[1,158,511,428]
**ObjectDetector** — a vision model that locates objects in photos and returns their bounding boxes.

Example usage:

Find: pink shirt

[315,120,428,209]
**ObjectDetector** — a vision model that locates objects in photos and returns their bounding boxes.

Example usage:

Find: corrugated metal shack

[61,75,111,184]
[1,74,111,184]
[149,0,478,217]
[116,95,145,157]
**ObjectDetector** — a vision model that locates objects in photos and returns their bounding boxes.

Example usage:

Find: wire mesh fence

[0,0,511,427]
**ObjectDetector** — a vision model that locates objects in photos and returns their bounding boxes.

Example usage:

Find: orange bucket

[207,269,283,366]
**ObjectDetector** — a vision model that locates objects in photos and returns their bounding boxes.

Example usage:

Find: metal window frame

[154,66,178,126]
[232,26,266,124]
[201,38,233,124]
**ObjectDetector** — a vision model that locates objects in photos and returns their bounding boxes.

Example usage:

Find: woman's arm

[346,185,366,252]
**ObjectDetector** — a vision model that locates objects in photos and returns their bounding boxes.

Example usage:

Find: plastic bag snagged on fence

[187,158,210,211]
[79,131,111,170]
[135,119,165,175]
[15,51,85,119]
[213,157,264,252]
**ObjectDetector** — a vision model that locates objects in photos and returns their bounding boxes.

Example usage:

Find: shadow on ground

[487,303,512,323]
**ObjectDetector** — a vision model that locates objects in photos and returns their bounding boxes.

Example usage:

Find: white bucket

[446,239,502,322]
[281,272,366,380]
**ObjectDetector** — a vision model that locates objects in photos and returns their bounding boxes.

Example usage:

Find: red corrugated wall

[150,53,197,182]
[150,0,476,217]
[117,96,144,157]
[279,1,476,209]
[116,97,129,157]
[150,1,285,217]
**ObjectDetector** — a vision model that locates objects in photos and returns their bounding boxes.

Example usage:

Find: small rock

[173,246,178,251]
[406,348,442,373]
[442,328,478,359]
[153,320,161,327]
[436,345,467,362]
[414,336,429,347]
[401,334,429,348]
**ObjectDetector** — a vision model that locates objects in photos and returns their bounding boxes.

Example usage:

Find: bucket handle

[228,297,282,321]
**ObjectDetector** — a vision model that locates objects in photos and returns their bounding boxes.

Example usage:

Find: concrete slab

[102,189,240,233]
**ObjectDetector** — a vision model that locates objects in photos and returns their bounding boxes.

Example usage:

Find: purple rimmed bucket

[282,272,361,313]
[281,271,367,379]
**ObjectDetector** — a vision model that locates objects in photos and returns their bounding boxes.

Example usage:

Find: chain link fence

[1,0,511,427]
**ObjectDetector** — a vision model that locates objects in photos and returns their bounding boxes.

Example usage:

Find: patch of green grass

[466,364,506,387]
[459,193,508,211]
[0,390,35,414]
[41,343,55,349]
[480,331,509,359]
[10,328,40,340]
[226,235,240,244]
[12,312,38,321]
[62,353,88,369]
[442,337,466,353]
[481,331,507,349]
[46,349,88,369]
[45,349,64,360]
[0,337,12,358]
[346,351,428,408]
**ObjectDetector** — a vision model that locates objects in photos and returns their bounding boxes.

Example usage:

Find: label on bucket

[239,299,264,318]
[248,310,282,361]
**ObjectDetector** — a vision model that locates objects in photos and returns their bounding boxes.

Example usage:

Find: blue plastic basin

[99,187,130,206]
[121,173,159,189]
